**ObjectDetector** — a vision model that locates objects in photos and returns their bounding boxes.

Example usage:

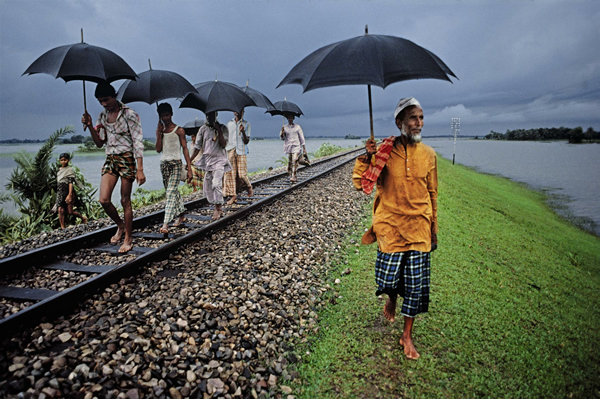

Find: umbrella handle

[368,85,374,140]
[82,80,88,131]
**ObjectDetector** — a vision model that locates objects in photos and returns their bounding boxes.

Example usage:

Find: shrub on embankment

[292,156,600,398]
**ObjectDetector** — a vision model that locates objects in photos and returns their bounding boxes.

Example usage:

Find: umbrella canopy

[237,81,276,111]
[116,60,196,105]
[22,30,137,116]
[179,80,256,114]
[182,118,205,135]
[266,100,304,117]
[23,42,137,83]
[277,26,457,138]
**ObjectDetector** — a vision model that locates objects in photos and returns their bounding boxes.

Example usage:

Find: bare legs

[383,293,420,360]
[400,316,420,360]
[99,173,134,253]
[58,204,87,229]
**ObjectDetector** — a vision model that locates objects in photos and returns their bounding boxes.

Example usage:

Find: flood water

[1,137,598,237]
[428,138,600,237]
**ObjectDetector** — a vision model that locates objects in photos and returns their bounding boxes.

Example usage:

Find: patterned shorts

[102,152,136,180]
[375,250,431,317]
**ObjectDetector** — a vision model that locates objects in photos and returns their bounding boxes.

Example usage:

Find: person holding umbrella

[352,98,438,360]
[189,111,231,220]
[280,113,307,183]
[81,82,146,253]
[224,109,253,204]
[155,103,192,234]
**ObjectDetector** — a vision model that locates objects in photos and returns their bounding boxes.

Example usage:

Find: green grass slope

[292,156,600,398]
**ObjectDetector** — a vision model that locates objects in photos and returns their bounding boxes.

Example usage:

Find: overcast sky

[1,0,599,140]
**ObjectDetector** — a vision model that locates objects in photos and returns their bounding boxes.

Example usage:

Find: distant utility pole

[451,118,461,165]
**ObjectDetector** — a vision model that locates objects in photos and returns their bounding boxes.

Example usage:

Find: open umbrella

[116,59,196,106]
[277,25,457,138]
[266,100,304,117]
[22,29,137,121]
[179,80,256,114]
[182,118,205,135]
[237,80,276,111]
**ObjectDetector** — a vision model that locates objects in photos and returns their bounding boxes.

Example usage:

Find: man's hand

[136,169,146,186]
[431,233,438,252]
[81,112,93,128]
[365,138,377,155]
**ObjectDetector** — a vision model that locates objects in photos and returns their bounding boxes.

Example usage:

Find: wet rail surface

[0,148,364,337]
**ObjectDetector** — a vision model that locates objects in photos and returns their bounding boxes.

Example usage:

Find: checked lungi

[375,250,431,317]
[160,160,186,225]
[191,165,203,189]
[101,152,136,180]
[223,149,251,196]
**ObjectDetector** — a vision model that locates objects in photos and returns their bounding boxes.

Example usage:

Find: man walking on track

[189,111,231,220]
[224,109,253,204]
[353,97,438,360]
[81,82,146,253]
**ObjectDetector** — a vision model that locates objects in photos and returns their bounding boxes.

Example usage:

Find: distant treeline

[485,127,599,143]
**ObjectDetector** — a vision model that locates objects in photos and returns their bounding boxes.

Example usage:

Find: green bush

[1,126,104,244]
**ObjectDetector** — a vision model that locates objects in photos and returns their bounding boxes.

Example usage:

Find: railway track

[0,147,363,338]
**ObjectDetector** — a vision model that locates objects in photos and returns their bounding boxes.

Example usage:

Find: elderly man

[353,97,438,360]
[190,111,231,220]
[224,109,253,204]
[81,82,145,253]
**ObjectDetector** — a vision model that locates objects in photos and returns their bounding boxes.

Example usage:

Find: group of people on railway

[78,81,436,362]
[77,81,308,252]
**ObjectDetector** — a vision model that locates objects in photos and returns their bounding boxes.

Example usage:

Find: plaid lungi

[375,250,431,317]
[224,150,251,196]
[160,160,186,224]
[101,152,136,180]
[191,165,203,189]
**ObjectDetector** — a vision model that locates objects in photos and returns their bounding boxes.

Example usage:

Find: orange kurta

[353,141,438,253]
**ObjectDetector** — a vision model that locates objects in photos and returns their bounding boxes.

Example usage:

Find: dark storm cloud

[1,0,598,140]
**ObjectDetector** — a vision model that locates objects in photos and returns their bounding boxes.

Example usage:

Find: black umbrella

[116,59,196,105]
[266,100,304,117]
[22,29,137,118]
[238,80,276,111]
[179,80,256,114]
[277,26,457,138]
[182,118,205,135]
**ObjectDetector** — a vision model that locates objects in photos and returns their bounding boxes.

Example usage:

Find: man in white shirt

[224,109,253,204]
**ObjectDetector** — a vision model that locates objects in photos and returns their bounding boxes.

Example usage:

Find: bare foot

[110,225,124,244]
[383,297,397,322]
[290,176,297,183]
[118,239,133,253]
[399,337,420,360]
[82,216,88,224]
[211,209,222,220]
[159,225,169,234]
[247,187,253,197]
[173,215,185,227]
[226,195,237,205]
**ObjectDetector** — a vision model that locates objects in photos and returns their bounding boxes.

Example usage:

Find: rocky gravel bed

[0,162,371,398]
[0,167,285,260]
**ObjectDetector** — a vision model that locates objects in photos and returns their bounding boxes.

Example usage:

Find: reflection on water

[0,139,364,215]
[2,138,597,237]
[427,138,600,236]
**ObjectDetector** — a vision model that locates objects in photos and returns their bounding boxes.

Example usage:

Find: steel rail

[0,147,363,274]
[0,147,363,337]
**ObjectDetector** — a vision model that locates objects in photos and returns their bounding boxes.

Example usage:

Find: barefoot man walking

[82,82,146,253]
[353,97,438,360]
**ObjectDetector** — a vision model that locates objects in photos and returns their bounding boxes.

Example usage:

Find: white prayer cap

[394,97,421,120]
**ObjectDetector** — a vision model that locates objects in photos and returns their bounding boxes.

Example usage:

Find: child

[55,153,87,228]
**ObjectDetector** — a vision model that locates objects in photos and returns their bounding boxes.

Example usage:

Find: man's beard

[401,124,422,144]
